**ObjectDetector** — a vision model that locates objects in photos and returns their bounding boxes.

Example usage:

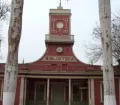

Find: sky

[1,0,120,64]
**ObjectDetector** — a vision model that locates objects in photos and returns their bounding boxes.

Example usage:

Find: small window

[100,82,104,102]
[72,84,81,101]
[35,83,46,101]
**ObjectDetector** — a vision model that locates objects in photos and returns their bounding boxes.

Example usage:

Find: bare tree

[98,0,116,105]
[86,12,120,64]
[0,0,10,57]
[3,0,24,105]
[0,0,10,21]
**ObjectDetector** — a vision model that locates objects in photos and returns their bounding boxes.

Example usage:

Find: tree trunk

[3,0,24,105]
[98,0,116,105]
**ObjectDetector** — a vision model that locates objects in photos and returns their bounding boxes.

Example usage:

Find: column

[47,78,50,105]
[119,78,120,105]
[69,78,71,105]
[88,79,91,105]
[91,79,95,105]
[88,78,95,105]
[24,78,27,105]
[19,77,24,105]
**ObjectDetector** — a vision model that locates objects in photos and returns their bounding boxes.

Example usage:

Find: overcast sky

[1,0,120,64]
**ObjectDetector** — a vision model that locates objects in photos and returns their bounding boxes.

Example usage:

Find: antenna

[59,0,62,7]
[58,0,63,9]
[22,58,24,64]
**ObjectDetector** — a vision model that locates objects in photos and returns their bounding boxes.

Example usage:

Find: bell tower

[45,4,74,44]
[49,6,71,35]
[42,3,75,60]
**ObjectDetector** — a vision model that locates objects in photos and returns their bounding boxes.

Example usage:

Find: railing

[45,34,74,43]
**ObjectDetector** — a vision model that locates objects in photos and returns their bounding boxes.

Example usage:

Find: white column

[47,78,50,105]
[19,77,24,105]
[119,78,120,105]
[69,78,71,105]
[88,79,95,105]
[91,79,95,105]
[88,79,91,105]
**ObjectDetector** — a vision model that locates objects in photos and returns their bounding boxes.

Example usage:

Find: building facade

[0,5,120,105]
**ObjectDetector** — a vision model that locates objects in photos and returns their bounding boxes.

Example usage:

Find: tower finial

[58,0,63,9]
[22,58,24,64]
[59,0,62,7]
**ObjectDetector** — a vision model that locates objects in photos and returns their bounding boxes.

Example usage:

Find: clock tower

[43,3,75,61]
[45,4,74,48]
[49,8,71,35]
[49,2,71,35]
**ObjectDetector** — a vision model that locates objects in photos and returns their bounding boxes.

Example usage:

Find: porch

[25,78,89,105]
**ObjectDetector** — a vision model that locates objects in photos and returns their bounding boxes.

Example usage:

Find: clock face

[56,22,64,29]
[56,47,63,53]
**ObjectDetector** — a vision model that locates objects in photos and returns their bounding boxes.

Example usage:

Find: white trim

[69,13,71,35]
[69,78,71,105]
[0,80,3,101]
[18,75,88,78]
[24,75,117,79]
[88,79,91,105]
[49,9,71,14]
[49,12,51,34]
[91,79,95,105]
[119,79,120,105]
[17,71,102,75]
[46,78,50,105]
[0,74,120,79]
[100,81,103,102]
[19,77,24,105]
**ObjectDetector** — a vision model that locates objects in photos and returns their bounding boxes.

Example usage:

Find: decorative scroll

[42,56,77,62]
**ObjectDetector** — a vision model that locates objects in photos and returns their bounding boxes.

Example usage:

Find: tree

[0,0,10,57]
[0,0,10,21]
[3,0,24,105]
[98,0,116,105]
[86,12,120,64]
